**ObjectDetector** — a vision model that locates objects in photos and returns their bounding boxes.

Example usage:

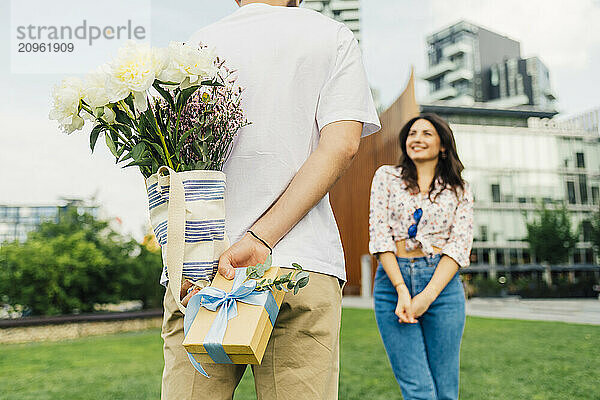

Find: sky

[1,0,599,241]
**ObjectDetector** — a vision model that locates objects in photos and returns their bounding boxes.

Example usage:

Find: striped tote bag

[145,166,230,313]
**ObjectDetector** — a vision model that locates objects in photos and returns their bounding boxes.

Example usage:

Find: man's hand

[218,232,271,280]
[180,279,200,307]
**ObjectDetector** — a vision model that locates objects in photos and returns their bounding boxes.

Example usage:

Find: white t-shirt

[188,3,380,281]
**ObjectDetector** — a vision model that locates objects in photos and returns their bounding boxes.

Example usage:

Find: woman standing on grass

[369,113,474,400]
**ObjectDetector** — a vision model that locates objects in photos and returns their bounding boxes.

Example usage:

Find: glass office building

[0,200,99,243]
[451,121,600,267]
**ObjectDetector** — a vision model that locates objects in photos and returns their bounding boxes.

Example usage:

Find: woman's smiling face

[405,118,445,163]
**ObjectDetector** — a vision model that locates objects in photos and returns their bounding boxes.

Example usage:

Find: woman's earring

[441,151,447,159]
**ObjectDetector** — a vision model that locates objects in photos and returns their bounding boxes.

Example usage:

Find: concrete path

[342,296,600,325]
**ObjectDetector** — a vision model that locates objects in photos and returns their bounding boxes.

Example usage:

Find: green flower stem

[80,104,134,149]
[146,98,176,170]
[118,100,140,131]
[107,125,134,150]
[118,100,136,119]
[158,132,174,169]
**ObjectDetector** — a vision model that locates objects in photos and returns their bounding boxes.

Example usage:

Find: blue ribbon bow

[183,267,279,377]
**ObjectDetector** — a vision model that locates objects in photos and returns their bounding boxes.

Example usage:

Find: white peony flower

[157,41,217,88]
[83,65,111,108]
[66,115,85,133]
[88,106,116,124]
[106,41,165,108]
[49,77,85,134]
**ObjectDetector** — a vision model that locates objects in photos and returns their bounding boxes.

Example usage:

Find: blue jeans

[373,254,465,400]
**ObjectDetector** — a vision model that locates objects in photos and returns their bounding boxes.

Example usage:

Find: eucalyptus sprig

[245,256,309,295]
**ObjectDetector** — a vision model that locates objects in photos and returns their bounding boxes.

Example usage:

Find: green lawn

[1,310,598,400]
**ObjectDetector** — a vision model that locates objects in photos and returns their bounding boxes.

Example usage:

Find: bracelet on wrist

[247,230,273,254]
[394,281,406,290]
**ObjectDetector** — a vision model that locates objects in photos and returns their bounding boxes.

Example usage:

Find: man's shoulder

[189,6,346,42]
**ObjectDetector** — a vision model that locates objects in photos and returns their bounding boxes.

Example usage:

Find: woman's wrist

[394,281,408,293]
[421,285,439,303]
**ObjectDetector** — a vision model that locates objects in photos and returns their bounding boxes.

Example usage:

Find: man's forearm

[250,121,363,247]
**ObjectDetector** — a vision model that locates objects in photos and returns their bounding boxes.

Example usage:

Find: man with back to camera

[160,0,381,399]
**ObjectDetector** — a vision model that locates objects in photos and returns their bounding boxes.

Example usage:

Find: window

[480,226,488,242]
[567,181,577,204]
[582,221,593,242]
[522,249,531,264]
[491,184,501,203]
[482,249,490,264]
[509,249,519,266]
[579,174,588,204]
[585,248,595,264]
[490,66,499,86]
[573,250,582,264]
[592,187,599,205]
[495,249,505,266]
[576,152,585,168]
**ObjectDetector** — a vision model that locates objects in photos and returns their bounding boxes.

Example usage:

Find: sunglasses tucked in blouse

[368,165,474,268]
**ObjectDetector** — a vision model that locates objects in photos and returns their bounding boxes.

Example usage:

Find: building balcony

[446,94,475,106]
[445,67,474,83]
[544,88,557,100]
[426,86,458,101]
[303,2,324,12]
[339,10,360,20]
[343,20,360,32]
[330,0,360,11]
[420,60,456,81]
[442,41,472,57]
[486,94,530,108]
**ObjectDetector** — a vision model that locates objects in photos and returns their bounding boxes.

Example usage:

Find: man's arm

[181,120,363,304]
[221,120,363,278]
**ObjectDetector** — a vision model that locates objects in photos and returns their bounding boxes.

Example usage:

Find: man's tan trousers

[161,268,343,400]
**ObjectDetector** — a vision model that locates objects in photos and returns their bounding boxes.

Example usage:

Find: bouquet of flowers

[49,40,249,178]
[50,40,253,314]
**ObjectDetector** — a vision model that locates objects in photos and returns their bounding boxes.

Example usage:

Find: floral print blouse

[368,165,474,268]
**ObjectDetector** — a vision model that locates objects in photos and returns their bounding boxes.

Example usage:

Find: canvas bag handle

[157,165,187,314]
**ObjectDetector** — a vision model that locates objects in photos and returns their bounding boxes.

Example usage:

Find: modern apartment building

[421,21,556,110]
[303,0,361,42]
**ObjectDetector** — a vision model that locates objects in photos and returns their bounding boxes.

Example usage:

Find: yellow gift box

[182,266,285,365]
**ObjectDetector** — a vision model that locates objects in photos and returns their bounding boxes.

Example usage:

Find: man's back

[162,4,380,399]
[188,3,379,281]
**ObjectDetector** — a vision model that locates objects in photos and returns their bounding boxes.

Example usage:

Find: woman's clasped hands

[395,284,435,324]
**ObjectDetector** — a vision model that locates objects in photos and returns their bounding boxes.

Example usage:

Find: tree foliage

[525,202,577,265]
[0,207,164,316]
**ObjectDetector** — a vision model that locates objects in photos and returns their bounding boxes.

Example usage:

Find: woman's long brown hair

[396,113,465,201]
